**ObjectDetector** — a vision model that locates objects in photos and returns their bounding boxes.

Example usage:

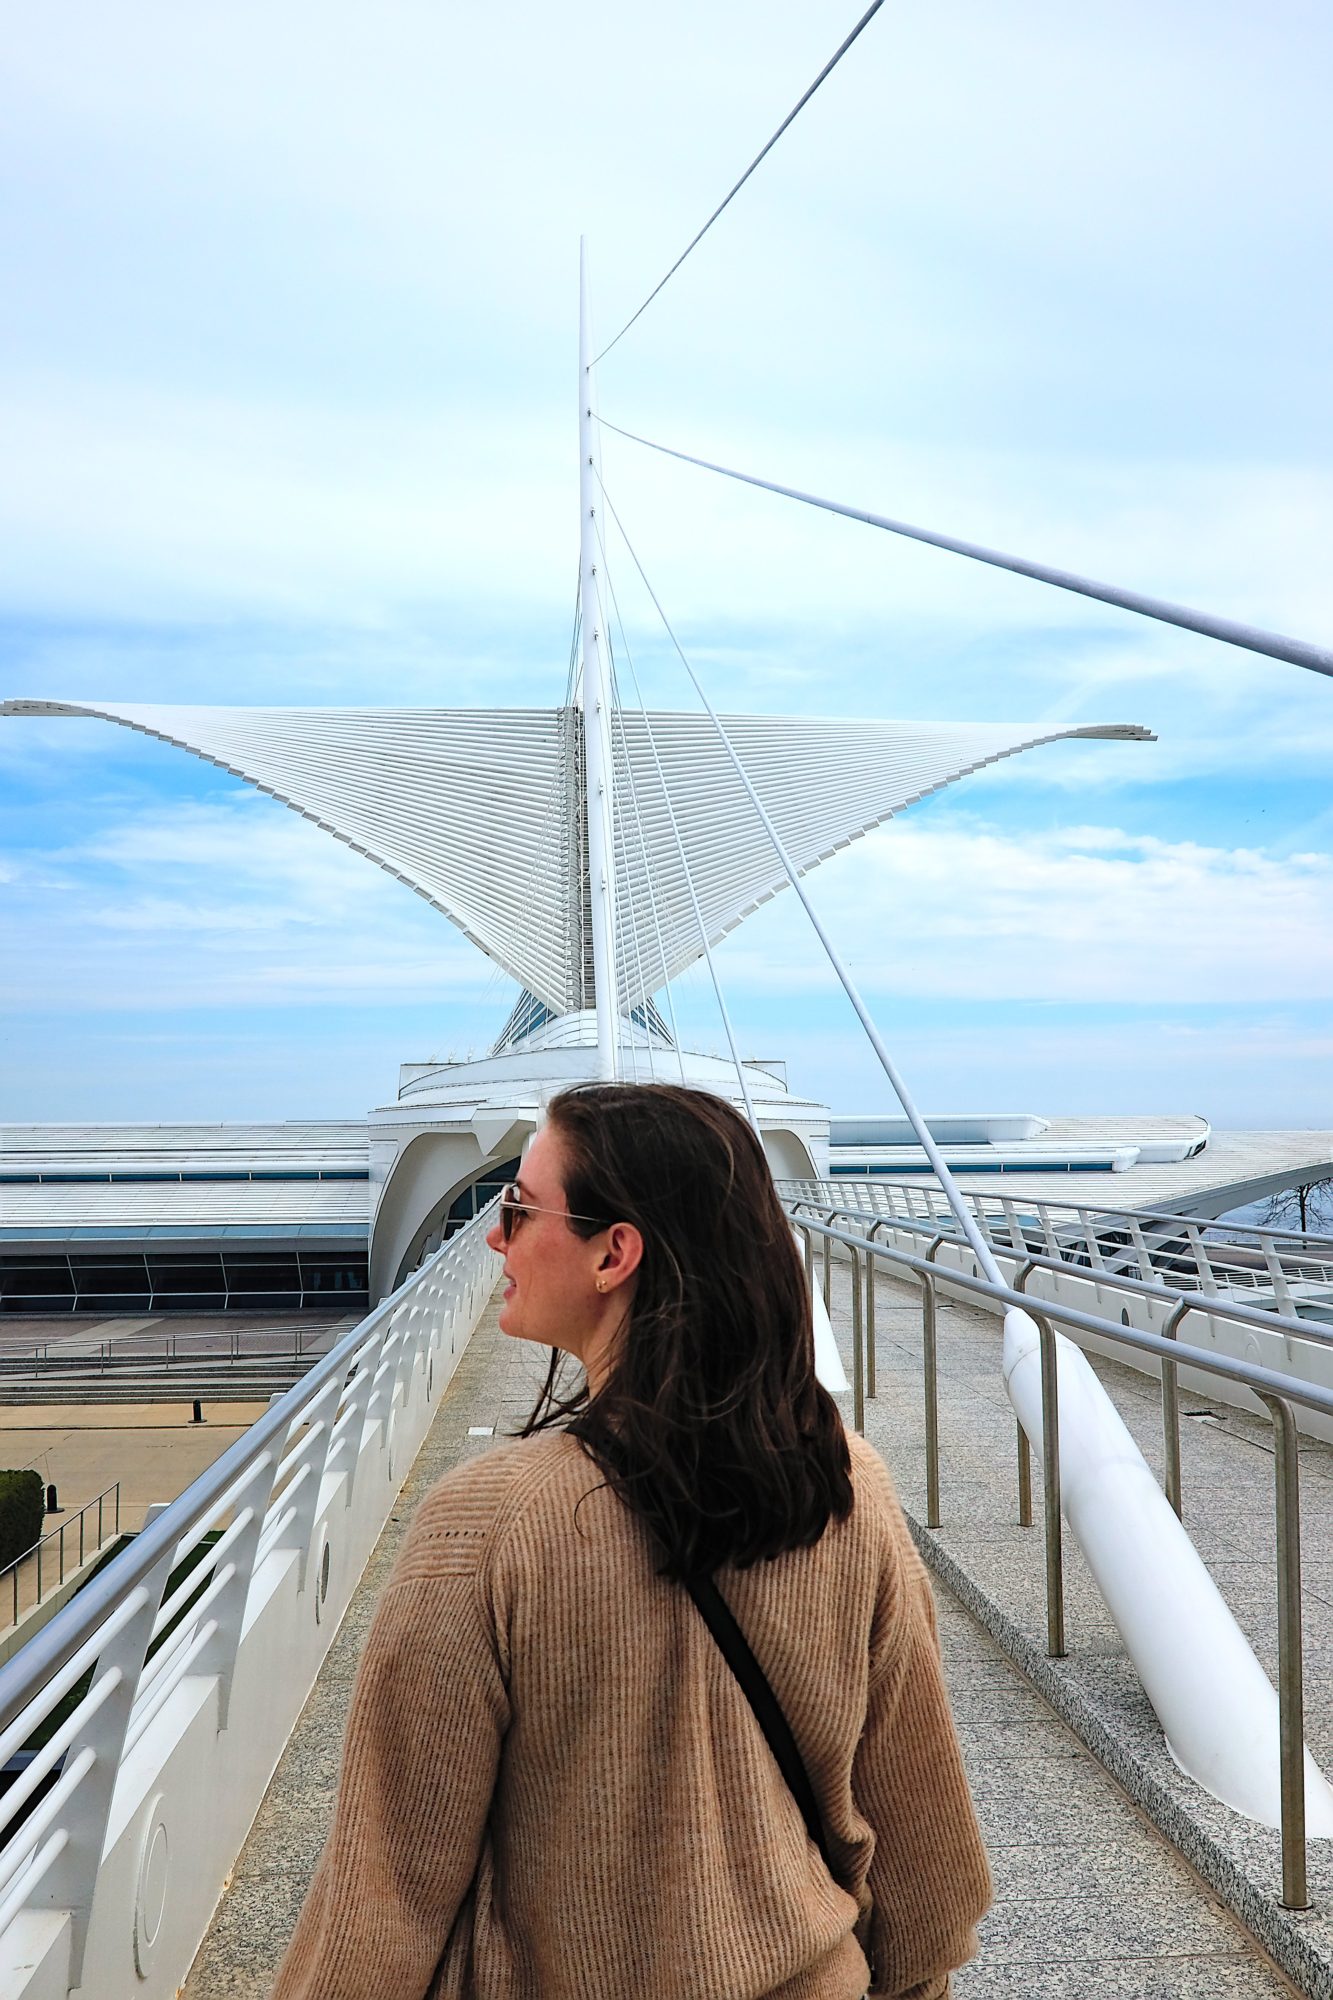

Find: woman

[272,1083,990,2000]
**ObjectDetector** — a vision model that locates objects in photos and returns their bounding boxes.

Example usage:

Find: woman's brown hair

[520,1081,853,1579]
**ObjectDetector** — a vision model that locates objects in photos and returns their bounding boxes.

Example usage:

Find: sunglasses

[496,1183,613,1245]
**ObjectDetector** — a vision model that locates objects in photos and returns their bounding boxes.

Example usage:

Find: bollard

[192,1398,204,1424]
[45,1483,59,1515]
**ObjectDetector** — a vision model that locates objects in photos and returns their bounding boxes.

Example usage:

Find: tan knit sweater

[271,1426,990,2000]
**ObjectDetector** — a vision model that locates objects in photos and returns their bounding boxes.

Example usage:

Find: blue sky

[1,0,1330,1128]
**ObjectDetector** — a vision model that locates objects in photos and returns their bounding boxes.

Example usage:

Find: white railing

[779,1177,1333,1315]
[780,1179,1333,1445]
[783,1202,1333,1918]
[0,1203,500,2000]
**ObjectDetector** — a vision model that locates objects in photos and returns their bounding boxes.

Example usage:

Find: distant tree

[1255,1175,1333,1237]
[0,1471,44,1572]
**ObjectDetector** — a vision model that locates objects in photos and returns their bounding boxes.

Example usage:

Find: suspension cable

[595,0,888,363]
[595,510,676,1083]
[597,419,1333,682]
[596,469,1003,1280]
[564,576,583,707]
[600,625,654,1081]
[596,510,759,1129]
[600,582,690,1086]
[606,660,661,1085]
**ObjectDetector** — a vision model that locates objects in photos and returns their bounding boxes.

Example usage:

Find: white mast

[578,239,619,1079]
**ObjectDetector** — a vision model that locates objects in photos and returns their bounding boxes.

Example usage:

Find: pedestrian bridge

[0,1192,1328,1998]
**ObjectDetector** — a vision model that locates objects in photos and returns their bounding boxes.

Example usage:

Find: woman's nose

[485,1220,505,1253]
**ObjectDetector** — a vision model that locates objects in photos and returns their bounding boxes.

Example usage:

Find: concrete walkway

[183,1293,1299,1998]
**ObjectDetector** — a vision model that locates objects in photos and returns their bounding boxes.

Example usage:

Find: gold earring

[596,1278,606,1292]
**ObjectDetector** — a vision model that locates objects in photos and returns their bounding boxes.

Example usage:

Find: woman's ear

[597,1221,643,1294]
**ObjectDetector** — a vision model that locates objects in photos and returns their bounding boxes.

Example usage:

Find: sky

[1,0,1331,1129]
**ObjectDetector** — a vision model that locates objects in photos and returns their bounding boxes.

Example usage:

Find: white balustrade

[0,1204,500,2000]
[780,1178,1333,1443]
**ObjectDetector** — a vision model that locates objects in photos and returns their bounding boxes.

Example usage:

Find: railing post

[270,1377,341,1589]
[386,1296,423,1454]
[1161,1300,1189,1519]
[1128,1219,1156,1284]
[921,1270,940,1529]
[37,1544,176,1985]
[1016,1423,1033,1528]
[1256,1391,1308,1911]
[1035,1313,1066,1658]
[920,1235,948,1529]
[1261,1240,1296,1316]
[1184,1222,1218,1297]
[849,1246,864,1433]
[866,1222,885,1402]
[193,1448,282,1730]
[799,1223,814,1293]
[350,1328,392,1488]
[1080,1210,1106,1271]
[821,1215,833,1316]
[1005,1259,1044,1529]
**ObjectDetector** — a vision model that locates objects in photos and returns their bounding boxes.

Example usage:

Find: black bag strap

[683,1570,835,1876]
[568,1423,834,1876]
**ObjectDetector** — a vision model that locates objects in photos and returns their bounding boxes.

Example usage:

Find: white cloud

[717,817,1333,1004]
[1,795,503,1010]
[2,0,1330,1123]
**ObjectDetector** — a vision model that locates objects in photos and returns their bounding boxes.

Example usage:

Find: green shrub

[0,1471,45,1573]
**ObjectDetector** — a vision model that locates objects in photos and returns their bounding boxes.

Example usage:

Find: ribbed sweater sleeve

[270,1470,512,2000]
[852,1458,990,1998]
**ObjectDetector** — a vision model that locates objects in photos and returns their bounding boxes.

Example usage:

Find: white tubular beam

[579,241,619,1079]
[600,422,1333,682]
[1003,1306,1333,1832]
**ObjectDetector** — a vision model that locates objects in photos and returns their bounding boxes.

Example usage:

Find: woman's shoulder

[841,1429,924,1571]
[394,1430,590,1581]
[845,1425,907,1518]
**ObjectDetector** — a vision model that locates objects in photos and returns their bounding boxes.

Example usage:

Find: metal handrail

[803,1174,1333,1266]
[779,1175,1333,1285]
[0,1486,121,1632]
[0,1346,334,1375]
[786,1194,1333,1353]
[787,1203,1332,1910]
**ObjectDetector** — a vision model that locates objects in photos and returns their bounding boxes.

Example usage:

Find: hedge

[0,1470,45,1574]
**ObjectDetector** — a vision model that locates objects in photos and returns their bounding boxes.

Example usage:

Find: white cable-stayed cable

[617,727,687,1085]
[597,472,999,1277]
[596,516,758,1131]
[605,658,656,1083]
[595,525,689,1086]
[607,667,660,1082]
